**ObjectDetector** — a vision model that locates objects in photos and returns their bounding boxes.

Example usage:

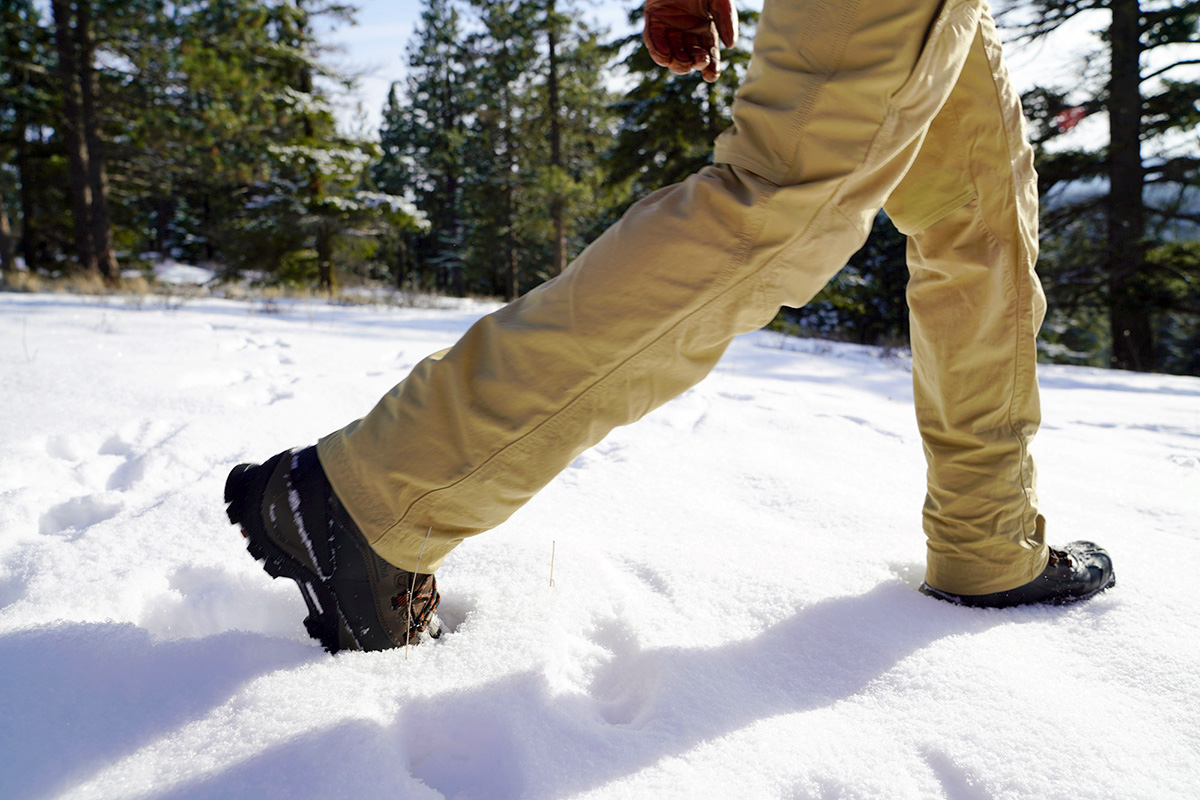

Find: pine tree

[1003,0,1200,373]
[458,0,537,299]
[2,0,426,289]
[497,0,616,289]
[49,0,119,284]
[603,4,756,209]
[112,0,281,264]
[200,0,426,291]
[0,0,55,275]
[375,0,470,294]
[378,0,615,299]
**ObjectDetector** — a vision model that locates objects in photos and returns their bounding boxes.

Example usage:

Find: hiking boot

[224,445,440,653]
[919,541,1116,608]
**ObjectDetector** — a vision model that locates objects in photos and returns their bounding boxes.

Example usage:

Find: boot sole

[920,572,1116,608]
[224,461,361,653]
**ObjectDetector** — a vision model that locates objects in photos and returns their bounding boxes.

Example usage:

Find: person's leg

[884,11,1047,595]
[887,11,1113,605]
[318,0,987,573]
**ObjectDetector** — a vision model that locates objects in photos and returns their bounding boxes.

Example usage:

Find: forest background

[1,0,1198,374]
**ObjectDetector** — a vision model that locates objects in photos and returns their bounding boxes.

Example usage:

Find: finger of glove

[644,9,717,76]
[644,17,699,69]
[708,0,739,48]
[701,39,721,81]
[666,28,704,69]
[644,19,673,68]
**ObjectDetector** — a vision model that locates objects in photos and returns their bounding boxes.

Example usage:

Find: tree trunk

[202,196,214,261]
[293,2,334,293]
[316,228,336,292]
[438,65,462,296]
[505,176,518,302]
[502,80,519,302]
[155,197,173,256]
[51,0,98,276]
[15,118,37,270]
[77,0,118,286]
[0,195,15,275]
[547,1,566,276]
[394,235,410,290]
[1107,0,1152,370]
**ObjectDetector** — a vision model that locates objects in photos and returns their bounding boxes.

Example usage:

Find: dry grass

[3,270,141,295]
[3,268,474,314]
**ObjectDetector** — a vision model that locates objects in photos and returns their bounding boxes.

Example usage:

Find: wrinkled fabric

[318,0,1048,594]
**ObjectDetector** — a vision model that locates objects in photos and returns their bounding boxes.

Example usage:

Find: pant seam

[778,0,863,185]
[385,172,782,540]
[977,32,1039,547]
[374,2,997,553]
[392,70,974,544]
[394,137,905,544]
[943,26,1038,551]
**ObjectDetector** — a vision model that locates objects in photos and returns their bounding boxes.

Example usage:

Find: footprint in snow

[105,454,146,492]
[45,433,96,462]
[39,495,123,537]
[268,389,295,405]
[99,430,159,492]
[822,413,906,442]
[618,556,673,598]
[585,617,656,727]
[99,433,133,457]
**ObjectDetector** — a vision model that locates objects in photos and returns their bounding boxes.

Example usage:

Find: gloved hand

[643,0,739,83]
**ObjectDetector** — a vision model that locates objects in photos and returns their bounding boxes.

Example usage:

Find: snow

[1,292,1198,800]
[152,260,217,286]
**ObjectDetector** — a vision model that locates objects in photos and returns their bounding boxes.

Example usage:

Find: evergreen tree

[0,0,57,275]
[1003,0,1200,373]
[375,0,470,293]
[379,0,616,299]
[113,0,281,264]
[603,4,756,209]
[209,0,427,291]
[0,0,423,290]
[49,0,119,284]
[458,0,537,299]
[504,0,616,287]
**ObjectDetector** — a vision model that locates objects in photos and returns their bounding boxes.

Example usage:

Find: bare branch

[997,0,1107,43]
[1141,58,1200,82]
[1142,0,1200,26]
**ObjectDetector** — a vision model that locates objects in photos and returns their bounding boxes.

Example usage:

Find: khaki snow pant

[318,0,1049,595]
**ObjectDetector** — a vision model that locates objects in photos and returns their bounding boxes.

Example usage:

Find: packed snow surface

[1,293,1198,800]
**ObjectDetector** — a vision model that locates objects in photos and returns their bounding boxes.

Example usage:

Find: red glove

[643,0,739,83]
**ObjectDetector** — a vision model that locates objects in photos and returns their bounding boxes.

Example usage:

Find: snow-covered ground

[1,292,1197,800]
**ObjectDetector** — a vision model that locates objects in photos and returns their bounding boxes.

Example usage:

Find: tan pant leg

[318,0,985,573]
[885,15,1049,595]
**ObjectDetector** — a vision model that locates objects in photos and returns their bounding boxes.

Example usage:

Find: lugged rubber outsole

[919,570,1116,608]
[224,460,359,653]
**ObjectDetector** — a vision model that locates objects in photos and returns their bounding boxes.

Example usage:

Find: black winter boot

[224,446,440,653]
[919,541,1116,608]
